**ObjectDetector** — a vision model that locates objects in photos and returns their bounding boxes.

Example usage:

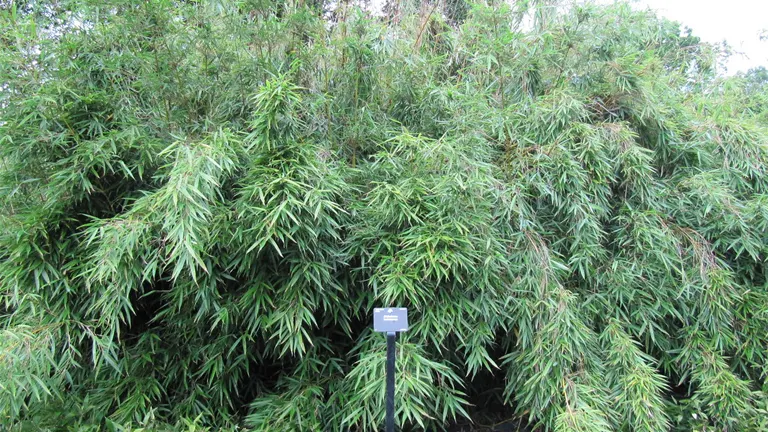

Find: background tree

[1,0,768,431]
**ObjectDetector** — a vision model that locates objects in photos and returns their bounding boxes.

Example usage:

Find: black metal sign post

[385,331,396,432]
[374,308,409,432]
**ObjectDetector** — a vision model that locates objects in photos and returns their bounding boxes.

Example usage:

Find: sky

[630,0,767,74]
[368,0,767,75]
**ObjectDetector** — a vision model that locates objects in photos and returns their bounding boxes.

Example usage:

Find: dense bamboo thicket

[2,0,768,430]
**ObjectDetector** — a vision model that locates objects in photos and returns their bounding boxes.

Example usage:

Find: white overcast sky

[368,0,767,74]
[630,0,767,74]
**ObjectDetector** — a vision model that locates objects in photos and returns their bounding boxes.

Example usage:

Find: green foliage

[1,0,768,431]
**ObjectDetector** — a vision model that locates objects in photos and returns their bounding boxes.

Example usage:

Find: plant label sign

[373,307,408,332]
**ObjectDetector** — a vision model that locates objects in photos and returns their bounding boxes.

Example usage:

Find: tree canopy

[1,0,768,430]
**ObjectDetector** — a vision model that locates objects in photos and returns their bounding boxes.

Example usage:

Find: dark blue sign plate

[373,308,409,332]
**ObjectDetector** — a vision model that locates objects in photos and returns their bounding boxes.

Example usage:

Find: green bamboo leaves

[1,0,768,431]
